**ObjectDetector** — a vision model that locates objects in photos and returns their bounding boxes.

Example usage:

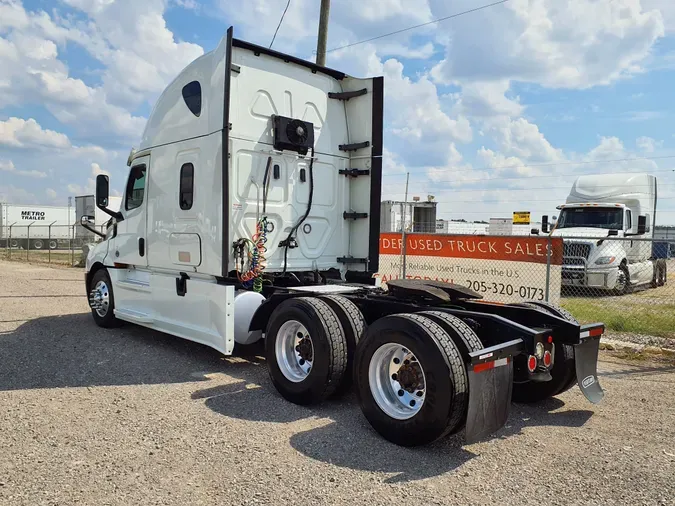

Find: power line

[381,183,675,195]
[270,0,292,49]
[322,0,510,54]
[380,168,675,186]
[380,196,675,206]
[382,155,675,180]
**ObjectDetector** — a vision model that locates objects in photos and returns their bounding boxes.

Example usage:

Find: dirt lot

[1,260,674,506]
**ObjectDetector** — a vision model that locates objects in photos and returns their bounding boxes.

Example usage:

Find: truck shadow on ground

[198,372,595,483]
[0,313,595,483]
[0,313,244,391]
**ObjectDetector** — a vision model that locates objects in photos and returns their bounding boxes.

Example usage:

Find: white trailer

[83,27,607,447]
[550,173,667,293]
[0,203,75,249]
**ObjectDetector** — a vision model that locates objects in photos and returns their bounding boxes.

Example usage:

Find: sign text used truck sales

[376,233,563,304]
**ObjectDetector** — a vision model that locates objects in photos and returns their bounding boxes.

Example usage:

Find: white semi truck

[0,203,75,250]
[550,173,667,294]
[83,27,607,447]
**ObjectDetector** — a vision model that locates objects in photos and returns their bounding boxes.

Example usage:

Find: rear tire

[318,295,366,396]
[511,302,579,403]
[265,297,347,406]
[354,313,467,447]
[657,259,667,287]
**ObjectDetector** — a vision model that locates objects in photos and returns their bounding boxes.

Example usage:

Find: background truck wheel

[318,295,366,397]
[89,268,121,328]
[265,297,348,406]
[49,240,58,250]
[656,259,667,287]
[30,239,44,250]
[512,302,579,403]
[614,263,631,295]
[354,313,468,447]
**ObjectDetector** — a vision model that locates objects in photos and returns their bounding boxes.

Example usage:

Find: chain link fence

[378,231,675,348]
[0,223,108,267]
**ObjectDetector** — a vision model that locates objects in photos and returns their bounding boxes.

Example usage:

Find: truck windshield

[557,207,623,230]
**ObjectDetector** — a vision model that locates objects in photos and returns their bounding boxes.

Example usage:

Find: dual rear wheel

[264,298,484,446]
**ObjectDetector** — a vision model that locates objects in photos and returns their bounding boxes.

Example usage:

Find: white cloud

[636,136,663,153]
[431,0,665,89]
[0,159,47,178]
[67,162,115,196]
[45,188,58,199]
[0,117,70,149]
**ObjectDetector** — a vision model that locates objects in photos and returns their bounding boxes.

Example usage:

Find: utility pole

[316,0,330,66]
[400,172,410,280]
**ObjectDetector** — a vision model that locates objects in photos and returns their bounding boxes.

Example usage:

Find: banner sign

[376,233,563,304]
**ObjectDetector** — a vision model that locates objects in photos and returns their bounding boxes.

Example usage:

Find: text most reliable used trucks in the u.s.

[82,26,607,447]
[550,173,667,294]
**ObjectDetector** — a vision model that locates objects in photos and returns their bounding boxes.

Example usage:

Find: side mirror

[96,174,110,208]
[531,228,540,235]
[541,215,549,233]
[608,230,619,236]
[80,215,94,226]
[637,215,647,235]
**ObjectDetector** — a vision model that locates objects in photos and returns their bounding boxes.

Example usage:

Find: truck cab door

[112,156,149,267]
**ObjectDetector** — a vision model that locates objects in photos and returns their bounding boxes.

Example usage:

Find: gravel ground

[1,260,674,506]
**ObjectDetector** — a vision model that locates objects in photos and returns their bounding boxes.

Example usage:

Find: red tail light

[543,350,552,368]
[527,355,537,372]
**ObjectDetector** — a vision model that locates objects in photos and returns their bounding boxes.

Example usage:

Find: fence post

[48,221,56,265]
[26,221,35,263]
[71,224,75,267]
[544,235,552,302]
[8,222,16,260]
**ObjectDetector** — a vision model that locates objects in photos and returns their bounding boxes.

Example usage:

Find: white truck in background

[0,203,75,250]
[548,173,667,294]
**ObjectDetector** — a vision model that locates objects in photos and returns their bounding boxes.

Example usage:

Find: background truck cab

[551,173,667,294]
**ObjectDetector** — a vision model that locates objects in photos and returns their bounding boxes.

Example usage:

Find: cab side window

[179,163,194,210]
[125,164,147,211]
[625,210,632,231]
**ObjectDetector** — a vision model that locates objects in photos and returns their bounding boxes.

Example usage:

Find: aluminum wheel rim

[92,280,110,317]
[368,343,426,420]
[275,320,313,383]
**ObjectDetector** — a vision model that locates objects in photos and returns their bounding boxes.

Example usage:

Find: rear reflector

[543,350,552,367]
[473,357,510,374]
[527,355,537,372]
[580,327,603,338]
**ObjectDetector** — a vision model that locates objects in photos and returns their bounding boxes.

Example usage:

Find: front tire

[265,297,348,406]
[354,313,467,447]
[89,268,121,328]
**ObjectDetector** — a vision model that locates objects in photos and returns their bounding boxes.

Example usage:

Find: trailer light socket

[535,342,545,359]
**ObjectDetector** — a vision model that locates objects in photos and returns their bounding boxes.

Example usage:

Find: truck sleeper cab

[84,27,606,447]
[553,173,667,294]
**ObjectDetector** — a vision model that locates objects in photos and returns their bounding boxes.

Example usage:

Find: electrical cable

[281,146,315,275]
[320,0,509,55]
[270,0,292,49]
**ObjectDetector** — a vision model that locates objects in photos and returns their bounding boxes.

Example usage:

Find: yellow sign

[513,211,531,225]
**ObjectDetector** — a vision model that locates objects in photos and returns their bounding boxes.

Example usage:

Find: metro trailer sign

[20,211,47,220]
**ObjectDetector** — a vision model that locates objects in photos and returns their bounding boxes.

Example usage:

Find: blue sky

[1,0,675,223]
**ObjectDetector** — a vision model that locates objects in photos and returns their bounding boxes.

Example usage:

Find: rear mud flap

[465,339,522,444]
[574,329,604,404]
